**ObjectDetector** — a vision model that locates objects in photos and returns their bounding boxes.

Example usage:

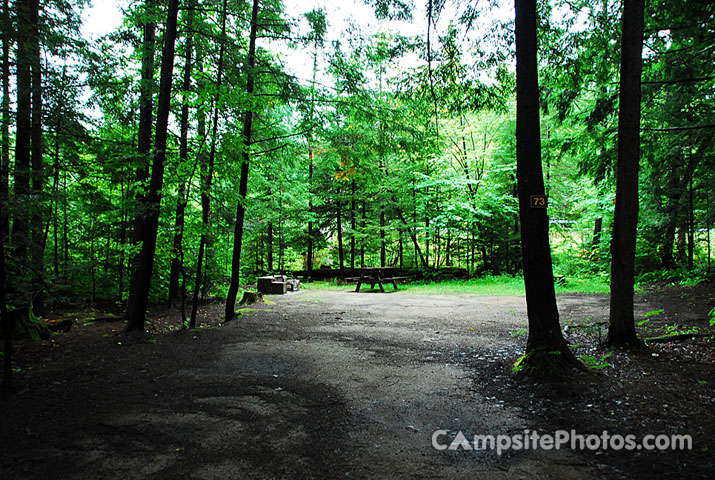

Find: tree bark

[168,3,194,308]
[12,0,34,291]
[350,181,356,270]
[337,194,344,272]
[1,0,10,248]
[307,150,314,271]
[0,0,10,391]
[360,201,366,268]
[125,0,180,332]
[1,173,10,392]
[514,0,582,376]
[126,0,156,318]
[607,0,646,349]
[29,0,43,315]
[225,0,259,322]
[687,150,694,269]
[191,0,225,328]
[380,210,386,267]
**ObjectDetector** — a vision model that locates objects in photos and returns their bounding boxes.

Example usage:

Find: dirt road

[1,288,712,479]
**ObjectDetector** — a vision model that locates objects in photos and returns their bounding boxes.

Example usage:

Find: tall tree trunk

[267,221,274,272]
[337,194,344,272]
[126,0,156,318]
[51,67,66,279]
[425,214,430,268]
[191,0,225,328]
[0,0,10,392]
[380,211,386,268]
[360,201,366,268]
[514,0,582,375]
[119,173,126,302]
[125,0,180,332]
[1,0,10,252]
[1,170,9,392]
[307,151,314,271]
[29,0,43,315]
[607,0,645,349]
[687,150,694,269]
[350,181,356,270]
[659,168,680,268]
[278,184,284,270]
[168,3,194,308]
[225,0,259,322]
[592,217,603,248]
[12,0,34,296]
[412,179,418,268]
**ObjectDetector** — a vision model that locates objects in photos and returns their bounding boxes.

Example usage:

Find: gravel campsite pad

[2,284,714,479]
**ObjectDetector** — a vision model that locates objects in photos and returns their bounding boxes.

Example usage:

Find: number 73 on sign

[530,195,548,208]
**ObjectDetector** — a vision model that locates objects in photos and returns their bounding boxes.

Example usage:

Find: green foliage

[509,328,527,338]
[578,353,613,370]
[3,0,711,316]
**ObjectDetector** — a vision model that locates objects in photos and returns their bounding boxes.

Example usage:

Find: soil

[1,282,714,479]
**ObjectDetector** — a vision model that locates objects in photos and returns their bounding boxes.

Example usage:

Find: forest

[0,0,714,375]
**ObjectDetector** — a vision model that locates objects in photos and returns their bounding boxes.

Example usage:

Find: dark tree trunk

[126,0,156,318]
[191,0,225,328]
[607,0,646,349]
[1,0,10,391]
[29,0,43,315]
[1,174,9,392]
[1,0,10,247]
[360,201,366,268]
[395,206,427,268]
[307,149,314,271]
[514,0,582,376]
[267,221,274,272]
[687,151,694,269]
[119,173,126,302]
[278,184,284,270]
[51,68,66,279]
[125,0,180,332]
[412,180,418,267]
[168,3,194,308]
[12,0,34,288]
[592,217,603,248]
[425,214,430,267]
[337,194,344,272]
[225,0,259,322]
[350,181,356,270]
[380,211,386,267]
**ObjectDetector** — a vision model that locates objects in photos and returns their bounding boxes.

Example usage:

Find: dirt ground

[1,283,714,479]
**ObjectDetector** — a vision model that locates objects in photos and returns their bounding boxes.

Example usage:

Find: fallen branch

[644,333,713,343]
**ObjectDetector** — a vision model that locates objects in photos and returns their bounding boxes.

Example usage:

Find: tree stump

[239,291,263,305]
[0,307,51,341]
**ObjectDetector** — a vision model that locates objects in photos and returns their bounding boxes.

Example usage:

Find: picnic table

[351,267,405,292]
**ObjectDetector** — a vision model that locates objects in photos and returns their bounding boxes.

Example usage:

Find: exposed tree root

[605,333,646,350]
[513,345,588,381]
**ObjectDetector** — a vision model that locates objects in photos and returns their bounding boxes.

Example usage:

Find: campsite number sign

[530,195,548,208]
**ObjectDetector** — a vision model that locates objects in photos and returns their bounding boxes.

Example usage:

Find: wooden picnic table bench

[355,267,400,292]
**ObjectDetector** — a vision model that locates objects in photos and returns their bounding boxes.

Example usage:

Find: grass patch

[404,275,609,296]
[299,274,610,296]
[402,276,526,296]
[301,281,346,291]
[554,276,610,294]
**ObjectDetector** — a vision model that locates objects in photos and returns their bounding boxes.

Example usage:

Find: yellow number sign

[530,195,548,208]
